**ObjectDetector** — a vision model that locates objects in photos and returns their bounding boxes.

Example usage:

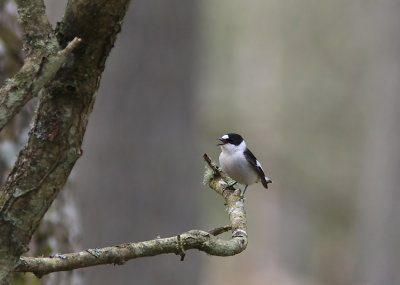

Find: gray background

[42,0,400,284]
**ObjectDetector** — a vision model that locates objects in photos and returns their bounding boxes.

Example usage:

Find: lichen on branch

[14,155,248,277]
[0,0,131,281]
[0,0,83,132]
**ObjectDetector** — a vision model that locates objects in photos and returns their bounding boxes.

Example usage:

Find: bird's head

[218,133,246,153]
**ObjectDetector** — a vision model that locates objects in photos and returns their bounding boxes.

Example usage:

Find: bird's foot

[242,185,248,195]
[222,181,237,195]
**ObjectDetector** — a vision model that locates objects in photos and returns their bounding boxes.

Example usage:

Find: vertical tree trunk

[0,0,131,281]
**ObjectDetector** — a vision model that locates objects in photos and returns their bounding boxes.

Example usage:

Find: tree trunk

[0,0,130,281]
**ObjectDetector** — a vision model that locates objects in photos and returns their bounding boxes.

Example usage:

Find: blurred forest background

[1,0,400,284]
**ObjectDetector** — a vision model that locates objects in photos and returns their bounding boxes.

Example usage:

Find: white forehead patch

[222,134,229,140]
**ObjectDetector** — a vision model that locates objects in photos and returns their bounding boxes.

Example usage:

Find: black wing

[244,148,271,189]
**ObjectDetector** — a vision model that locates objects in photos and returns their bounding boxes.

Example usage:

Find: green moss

[4,78,17,86]
[0,108,8,121]
[87,248,101,257]
[12,188,24,198]
[5,92,23,109]
[202,166,214,186]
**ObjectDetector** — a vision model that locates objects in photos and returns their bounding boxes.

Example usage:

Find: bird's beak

[217,137,227,146]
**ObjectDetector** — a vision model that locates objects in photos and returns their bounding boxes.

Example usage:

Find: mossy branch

[13,155,247,277]
[15,0,54,55]
[0,0,82,133]
[0,37,82,132]
[0,0,131,281]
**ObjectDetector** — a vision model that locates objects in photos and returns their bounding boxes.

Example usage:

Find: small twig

[30,37,82,94]
[58,37,82,57]
[0,0,82,134]
[0,37,82,132]
[203,153,221,175]
[203,153,238,197]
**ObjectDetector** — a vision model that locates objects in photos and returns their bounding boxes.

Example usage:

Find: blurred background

[1,0,400,284]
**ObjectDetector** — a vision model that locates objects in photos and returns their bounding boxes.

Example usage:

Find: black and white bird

[218,133,272,195]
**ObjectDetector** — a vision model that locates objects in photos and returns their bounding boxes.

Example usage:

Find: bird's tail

[261,176,272,189]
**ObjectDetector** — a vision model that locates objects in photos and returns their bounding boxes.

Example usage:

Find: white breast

[219,149,259,186]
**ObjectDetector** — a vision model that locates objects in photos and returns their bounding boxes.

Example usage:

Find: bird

[218,133,272,195]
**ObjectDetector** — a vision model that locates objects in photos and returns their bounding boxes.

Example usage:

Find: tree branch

[15,0,54,55]
[207,225,232,236]
[0,0,131,281]
[13,155,247,277]
[0,0,82,132]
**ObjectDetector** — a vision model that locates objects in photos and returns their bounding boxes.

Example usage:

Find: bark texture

[0,0,60,132]
[0,0,131,280]
[13,154,247,277]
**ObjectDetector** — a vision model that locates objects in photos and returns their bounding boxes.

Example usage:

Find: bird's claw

[222,181,237,195]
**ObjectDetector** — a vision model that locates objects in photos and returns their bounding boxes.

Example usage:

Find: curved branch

[14,155,247,277]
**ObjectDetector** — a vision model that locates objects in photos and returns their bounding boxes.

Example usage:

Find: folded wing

[244,148,272,189]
